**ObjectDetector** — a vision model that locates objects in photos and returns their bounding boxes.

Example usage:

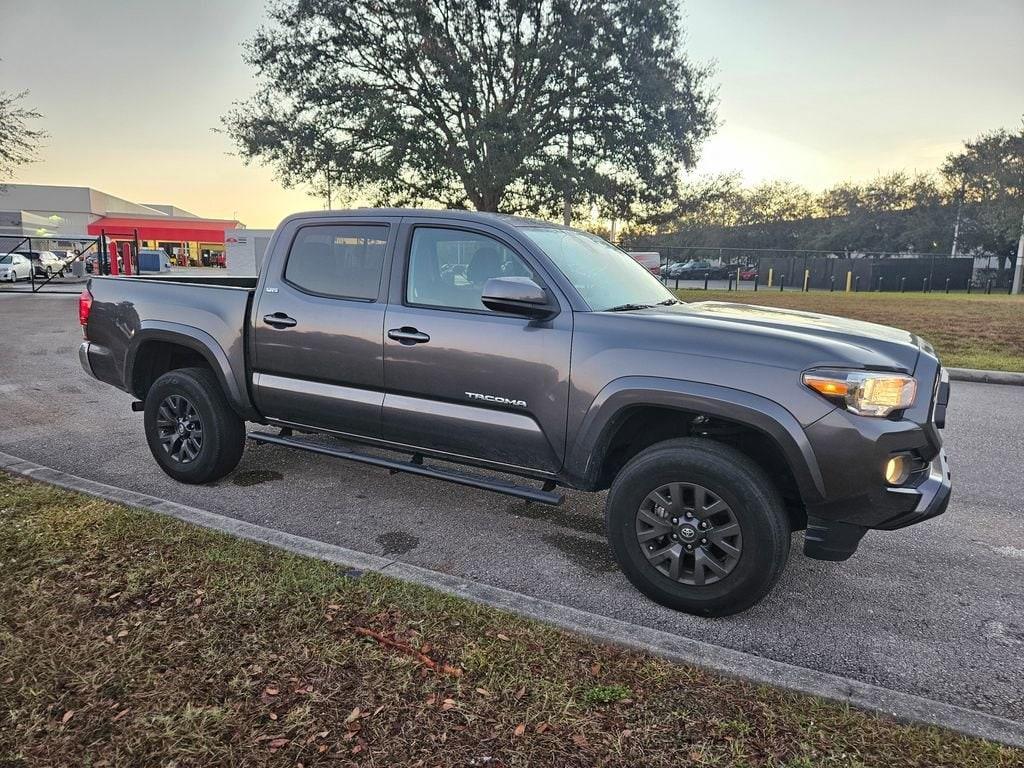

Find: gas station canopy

[87,216,241,243]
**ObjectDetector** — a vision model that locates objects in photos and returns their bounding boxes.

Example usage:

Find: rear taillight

[79,287,92,337]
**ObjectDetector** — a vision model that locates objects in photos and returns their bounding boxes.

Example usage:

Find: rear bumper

[79,341,96,379]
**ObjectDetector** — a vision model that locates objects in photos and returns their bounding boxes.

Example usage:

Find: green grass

[673,289,1024,372]
[2,473,1021,767]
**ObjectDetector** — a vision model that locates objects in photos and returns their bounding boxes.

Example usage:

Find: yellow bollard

[767,267,774,288]
[845,271,852,292]
[803,269,810,292]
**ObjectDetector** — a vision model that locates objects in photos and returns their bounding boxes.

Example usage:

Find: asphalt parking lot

[2,293,1022,724]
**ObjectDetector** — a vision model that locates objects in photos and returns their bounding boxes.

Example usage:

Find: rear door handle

[262,312,297,328]
[388,327,430,345]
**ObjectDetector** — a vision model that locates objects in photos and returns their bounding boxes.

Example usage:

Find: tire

[9,271,16,282]
[143,366,245,484]
[606,438,790,617]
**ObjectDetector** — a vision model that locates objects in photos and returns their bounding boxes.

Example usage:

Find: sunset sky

[2,0,1022,228]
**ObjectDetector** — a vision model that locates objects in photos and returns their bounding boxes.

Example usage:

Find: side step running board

[247,431,564,506]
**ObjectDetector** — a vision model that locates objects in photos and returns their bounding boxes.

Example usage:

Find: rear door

[381,219,572,474]
[251,216,398,437]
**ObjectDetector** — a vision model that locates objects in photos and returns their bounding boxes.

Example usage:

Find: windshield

[520,227,675,311]
[0,255,11,264]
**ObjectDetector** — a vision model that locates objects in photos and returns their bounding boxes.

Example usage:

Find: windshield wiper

[657,298,680,306]
[604,303,654,312]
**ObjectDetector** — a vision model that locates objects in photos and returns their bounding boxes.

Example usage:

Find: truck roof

[282,208,573,231]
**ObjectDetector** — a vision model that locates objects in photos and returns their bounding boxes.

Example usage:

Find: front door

[381,221,572,473]
[251,217,397,437]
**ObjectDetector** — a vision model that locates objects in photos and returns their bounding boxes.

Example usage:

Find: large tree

[942,123,1024,276]
[0,87,46,180]
[224,0,716,222]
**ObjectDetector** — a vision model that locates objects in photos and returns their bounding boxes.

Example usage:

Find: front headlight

[802,368,917,417]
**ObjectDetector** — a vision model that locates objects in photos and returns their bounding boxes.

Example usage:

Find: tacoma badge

[465,391,527,408]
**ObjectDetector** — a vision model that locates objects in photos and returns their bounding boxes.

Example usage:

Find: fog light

[884,454,912,485]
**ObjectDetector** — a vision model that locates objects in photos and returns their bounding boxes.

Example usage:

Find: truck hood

[626,300,924,373]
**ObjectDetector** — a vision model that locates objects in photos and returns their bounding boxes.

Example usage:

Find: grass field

[673,289,1024,372]
[2,473,1021,767]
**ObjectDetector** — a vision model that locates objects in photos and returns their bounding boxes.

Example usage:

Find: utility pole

[950,184,964,257]
[563,103,574,227]
[1012,208,1024,294]
[325,156,333,211]
[563,71,576,228]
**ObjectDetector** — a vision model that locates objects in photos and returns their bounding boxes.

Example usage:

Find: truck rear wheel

[606,438,790,617]
[143,367,245,484]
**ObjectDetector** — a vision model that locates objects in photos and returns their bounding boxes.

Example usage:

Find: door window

[284,224,389,300]
[406,227,534,312]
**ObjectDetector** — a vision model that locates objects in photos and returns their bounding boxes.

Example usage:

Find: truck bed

[83,275,256,412]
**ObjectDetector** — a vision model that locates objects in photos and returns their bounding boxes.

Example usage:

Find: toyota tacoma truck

[77,210,952,616]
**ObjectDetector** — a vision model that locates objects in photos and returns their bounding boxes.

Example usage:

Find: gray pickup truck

[78,209,951,616]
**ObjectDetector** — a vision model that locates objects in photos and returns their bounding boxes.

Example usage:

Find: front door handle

[388,327,430,345]
[263,312,297,328]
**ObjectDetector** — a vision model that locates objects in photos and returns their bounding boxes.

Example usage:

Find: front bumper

[801,362,951,561]
[804,448,951,560]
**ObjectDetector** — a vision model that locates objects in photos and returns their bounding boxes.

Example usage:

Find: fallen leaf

[264,686,279,696]
[441,698,456,711]
[475,687,490,696]
[513,723,526,737]
[590,662,601,675]
[116,630,129,638]
[373,705,385,716]
[496,633,510,641]
[267,737,289,750]
[61,710,75,724]
[426,694,437,705]
[514,686,526,700]
[107,592,121,600]
[572,733,589,750]
[535,723,550,734]
[344,707,361,724]
[112,709,130,722]
[621,728,632,738]
[269,713,278,721]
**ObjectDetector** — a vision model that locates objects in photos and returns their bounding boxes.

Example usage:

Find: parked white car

[0,253,32,281]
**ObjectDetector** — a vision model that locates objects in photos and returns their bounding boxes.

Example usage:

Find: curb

[948,367,1024,386]
[1,450,1022,749]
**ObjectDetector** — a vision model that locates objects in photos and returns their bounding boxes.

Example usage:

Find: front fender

[566,376,826,503]
[126,322,257,420]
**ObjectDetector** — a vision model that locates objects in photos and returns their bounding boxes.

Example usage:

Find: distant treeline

[620,123,1023,272]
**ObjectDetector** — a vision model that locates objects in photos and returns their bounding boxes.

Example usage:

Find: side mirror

[481,276,556,319]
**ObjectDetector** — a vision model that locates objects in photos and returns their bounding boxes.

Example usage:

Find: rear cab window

[284,224,389,301]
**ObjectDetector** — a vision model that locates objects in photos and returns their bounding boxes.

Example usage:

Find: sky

[1,0,1022,228]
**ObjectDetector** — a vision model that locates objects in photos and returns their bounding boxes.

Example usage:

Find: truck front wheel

[143,367,245,484]
[606,438,790,617]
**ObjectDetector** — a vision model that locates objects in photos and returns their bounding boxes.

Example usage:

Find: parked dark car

[77,209,951,617]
